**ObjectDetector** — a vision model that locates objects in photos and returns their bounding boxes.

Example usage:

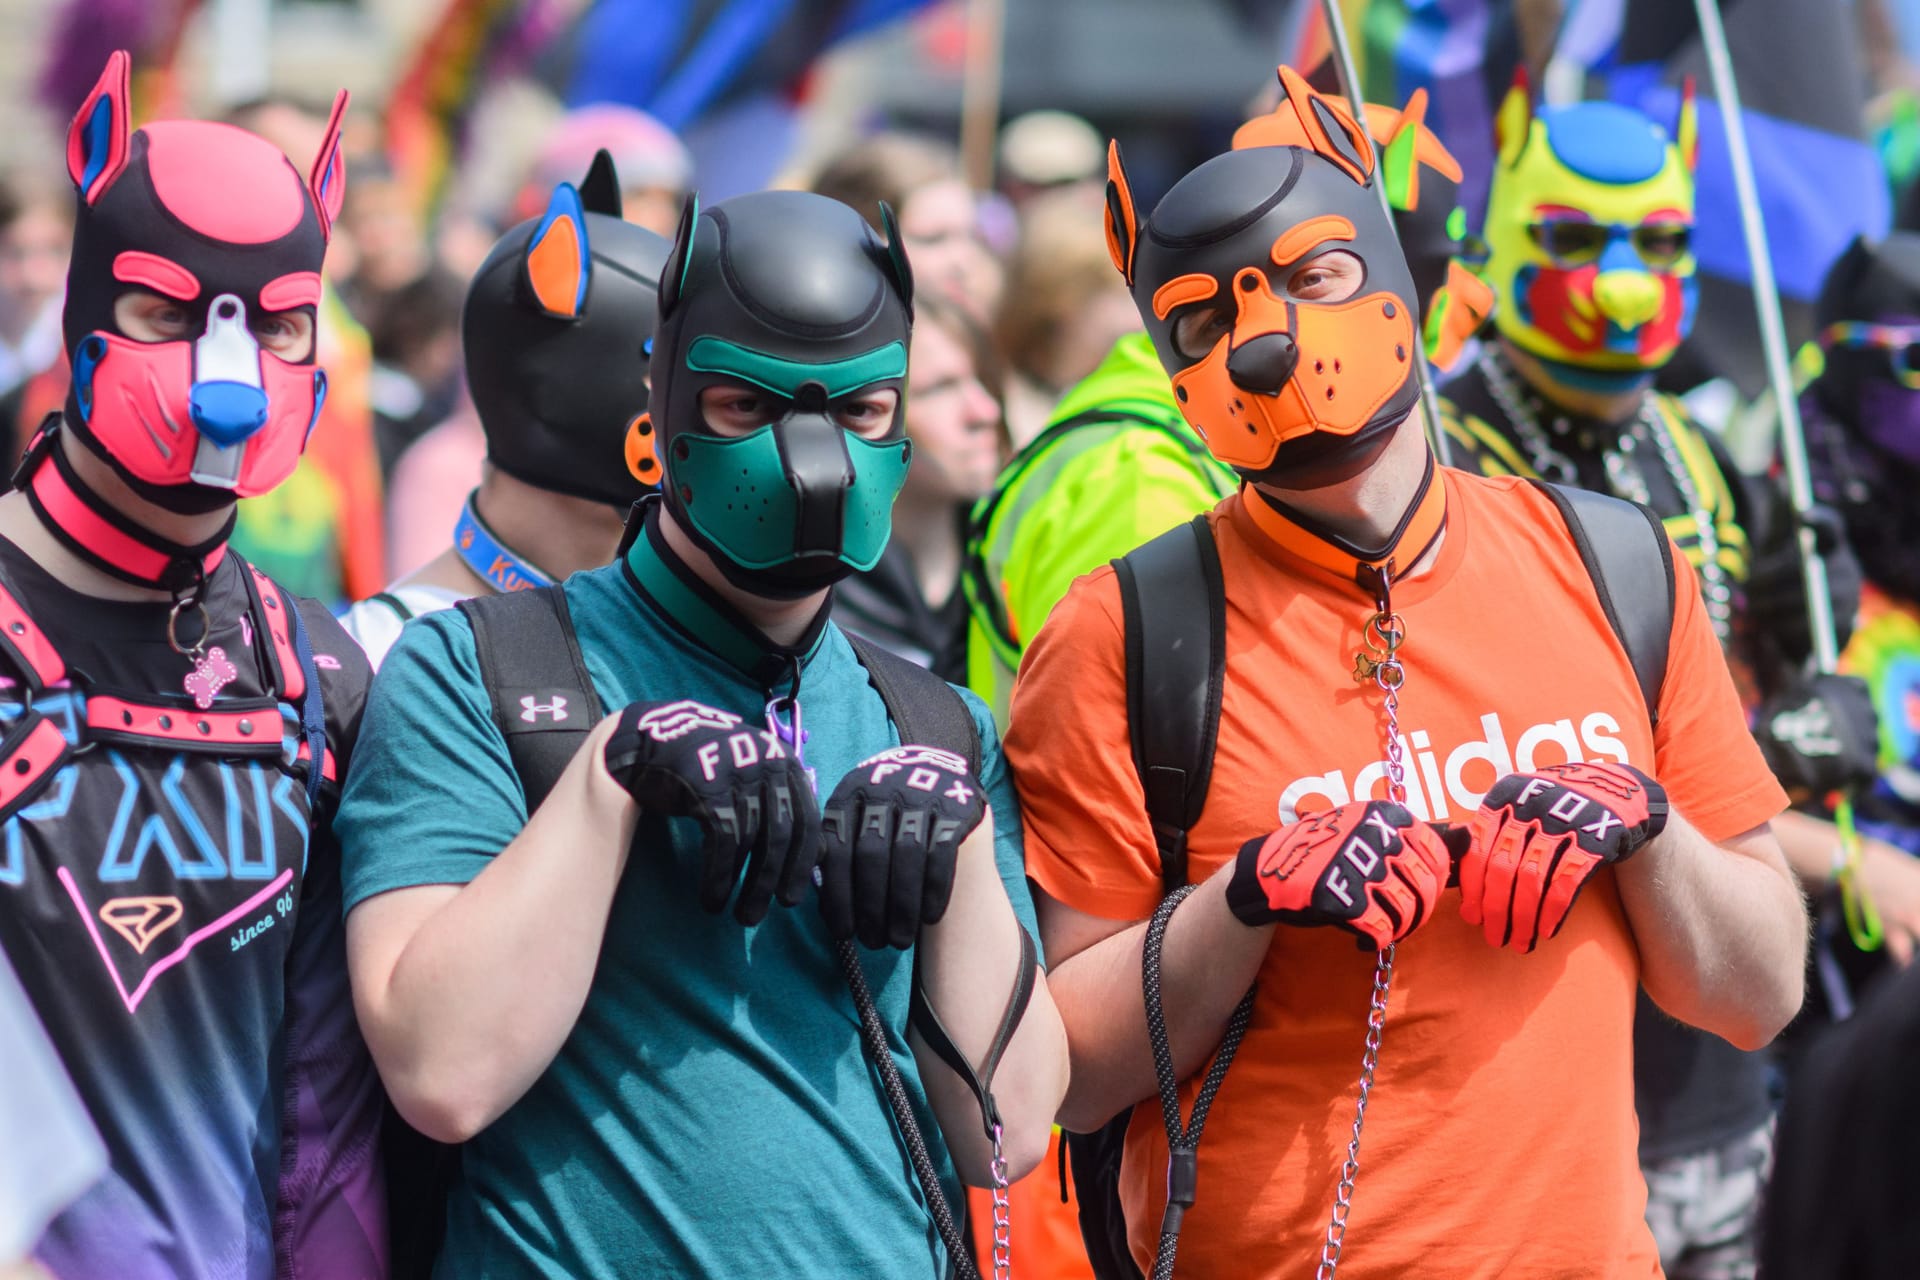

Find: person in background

[336,155,434,333]
[343,153,666,669]
[813,131,1004,327]
[0,175,70,414]
[512,103,691,237]
[221,95,387,605]
[993,188,1145,446]
[367,267,465,481]
[996,109,1106,210]
[835,292,1004,681]
[1801,231,1920,963]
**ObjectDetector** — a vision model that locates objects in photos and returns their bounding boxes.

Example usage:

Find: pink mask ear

[309,89,349,240]
[67,50,132,205]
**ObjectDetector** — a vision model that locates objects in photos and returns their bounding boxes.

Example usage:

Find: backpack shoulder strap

[1530,480,1676,726]
[846,633,982,775]
[460,585,605,813]
[1112,514,1226,893]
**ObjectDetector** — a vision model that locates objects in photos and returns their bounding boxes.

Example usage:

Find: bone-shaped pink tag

[184,646,237,709]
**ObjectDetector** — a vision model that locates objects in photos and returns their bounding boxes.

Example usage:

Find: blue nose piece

[189,381,270,446]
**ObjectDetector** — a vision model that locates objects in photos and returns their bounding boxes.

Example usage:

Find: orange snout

[1169,269,1417,472]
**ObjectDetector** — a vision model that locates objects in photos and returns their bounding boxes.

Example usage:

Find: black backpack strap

[369,591,416,623]
[1112,514,1226,892]
[460,585,604,813]
[846,633,982,776]
[1530,481,1676,727]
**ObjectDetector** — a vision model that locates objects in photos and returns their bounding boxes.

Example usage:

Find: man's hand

[1745,504,1863,661]
[1225,801,1453,950]
[1753,673,1880,800]
[602,699,820,924]
[819,745,986,949]
[1857,837,1920,967]
[1461,761,1667,952]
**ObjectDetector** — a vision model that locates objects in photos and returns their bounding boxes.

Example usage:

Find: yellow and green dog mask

[1481,74,1699,386]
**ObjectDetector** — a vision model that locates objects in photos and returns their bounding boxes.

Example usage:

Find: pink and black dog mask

[57,51,346,512]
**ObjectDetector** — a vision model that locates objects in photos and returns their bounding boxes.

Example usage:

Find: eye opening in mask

[1821,321,1920,390]
[1173,301,1235,362]
[1527,216,1693,272]
[698,381,901,438]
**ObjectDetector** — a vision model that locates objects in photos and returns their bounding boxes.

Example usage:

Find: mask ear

[877,200,915,319]
[67,50,132,205]
[523,182,591,319]
[1495,67,1534,170]
[309,89,349,240]
[1675,76,1699,173]
[580,148,623,219]
[1105,140,1139,285]
[1274,65,1374,185]
[658,192,699,320]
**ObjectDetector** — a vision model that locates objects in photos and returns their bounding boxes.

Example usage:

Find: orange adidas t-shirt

[1007,468,1786,1280]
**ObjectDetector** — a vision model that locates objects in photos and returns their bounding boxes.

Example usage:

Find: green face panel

[675,425,912,571]
[685,336,908,400]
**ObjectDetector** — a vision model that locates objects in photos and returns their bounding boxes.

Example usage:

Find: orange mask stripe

[1270,216,1356,269]
[1152,274,1218,320]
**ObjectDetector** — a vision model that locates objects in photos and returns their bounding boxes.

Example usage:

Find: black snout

[1225,332,1299,395]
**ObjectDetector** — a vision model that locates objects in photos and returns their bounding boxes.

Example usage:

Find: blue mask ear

[878,200,915,321]
[523,182,592,320]
[67,50,132,205]
[658,191,700,320]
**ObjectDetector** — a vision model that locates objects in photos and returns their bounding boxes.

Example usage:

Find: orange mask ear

[68,50,132,205]
[1274,65,1374,184]
[1425,261,1495,372]
[1496,67,1535,169]
[625,413,662,486]
[523,182,590,320]
[1105,140,1139,285]
[309,89,349,240]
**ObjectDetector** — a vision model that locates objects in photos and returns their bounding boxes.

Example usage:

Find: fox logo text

[1278,710,1632,823]
[854,745,975,804]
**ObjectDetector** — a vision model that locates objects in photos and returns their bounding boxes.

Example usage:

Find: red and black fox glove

[602,699,821,925]
[1225,801,1454,950]
[1460,761,1668,952]
[818,746,987,949]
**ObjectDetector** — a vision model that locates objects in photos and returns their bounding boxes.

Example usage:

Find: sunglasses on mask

[1821,321,1920,390]
[1527,217,1692,271]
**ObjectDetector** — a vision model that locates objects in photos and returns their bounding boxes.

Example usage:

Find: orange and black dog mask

[1107,69,1422,480]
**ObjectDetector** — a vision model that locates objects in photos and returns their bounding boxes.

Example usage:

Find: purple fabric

[1854,378,1920,471]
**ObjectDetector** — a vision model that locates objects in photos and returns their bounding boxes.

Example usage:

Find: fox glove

[1753,673,1880,798]
[1225,801,1453,951]
[603,699,820,925]
[819,745,986,949]
[1461,761,1667,953]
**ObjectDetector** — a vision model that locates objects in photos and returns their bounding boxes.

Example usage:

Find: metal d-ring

[166,596,212,659]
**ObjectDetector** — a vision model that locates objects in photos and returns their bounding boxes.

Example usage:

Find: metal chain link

[1318,592,1409,1280]
[990,1123,1012,1280]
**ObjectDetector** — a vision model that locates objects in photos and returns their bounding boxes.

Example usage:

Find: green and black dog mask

[646,189,915,598]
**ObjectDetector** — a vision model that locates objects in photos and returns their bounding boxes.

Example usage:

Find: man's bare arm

[1616,811,1807,1049]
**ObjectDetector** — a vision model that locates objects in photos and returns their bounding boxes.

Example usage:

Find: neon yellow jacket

[964,333,1235,728]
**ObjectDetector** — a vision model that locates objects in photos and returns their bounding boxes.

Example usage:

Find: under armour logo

[521,694,570,723]
[638,699,740,741]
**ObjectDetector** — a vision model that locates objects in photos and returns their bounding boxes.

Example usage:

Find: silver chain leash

[1318,599,1407,1279]
[990,1123,1011,1280]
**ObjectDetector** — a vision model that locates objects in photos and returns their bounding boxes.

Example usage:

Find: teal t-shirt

[336,534,1036,1279]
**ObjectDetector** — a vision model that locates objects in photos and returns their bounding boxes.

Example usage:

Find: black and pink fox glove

[603,699,821,925]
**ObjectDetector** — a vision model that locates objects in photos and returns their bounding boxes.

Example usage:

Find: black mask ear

[1815,235,1874,328]
[877,200,915,320]
[579,148,623,219]
[658,191,700,320]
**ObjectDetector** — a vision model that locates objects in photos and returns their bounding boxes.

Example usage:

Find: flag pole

[1689,0,1882,948]
[959,0,1007,193]
[1315,0,1457,467]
